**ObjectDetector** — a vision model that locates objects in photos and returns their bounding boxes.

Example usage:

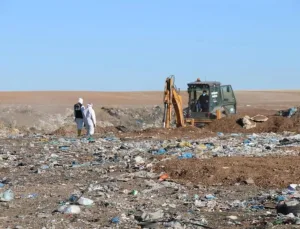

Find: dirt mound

[51,124,215,140]
[205,114,300,133]
[155,156,300,188]
[51,125,118,136]
[99,106,164,130]
[118,126,215,140]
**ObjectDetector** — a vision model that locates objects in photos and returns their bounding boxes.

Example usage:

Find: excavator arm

[163,76,185,128]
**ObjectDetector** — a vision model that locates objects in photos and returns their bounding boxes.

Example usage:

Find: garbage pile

[1,131,300,228]
[276,106,300,118]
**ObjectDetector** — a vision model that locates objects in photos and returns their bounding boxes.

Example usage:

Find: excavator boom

[163,76,185,128]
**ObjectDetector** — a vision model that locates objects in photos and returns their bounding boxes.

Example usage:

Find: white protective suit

[83,103,96,136]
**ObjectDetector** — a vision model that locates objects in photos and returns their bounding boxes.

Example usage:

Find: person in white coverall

[83,103,96,137]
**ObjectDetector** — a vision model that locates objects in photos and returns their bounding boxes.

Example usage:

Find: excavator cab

[186,78,237,125]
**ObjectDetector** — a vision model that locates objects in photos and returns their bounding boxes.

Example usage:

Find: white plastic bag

[0,189,14,202]
[58,205,81,214]
[77,197,94,206]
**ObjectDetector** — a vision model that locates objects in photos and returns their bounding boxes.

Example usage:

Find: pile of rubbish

[1,130,300,228]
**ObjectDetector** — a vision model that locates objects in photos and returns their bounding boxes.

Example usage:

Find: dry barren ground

[1,90,300,107]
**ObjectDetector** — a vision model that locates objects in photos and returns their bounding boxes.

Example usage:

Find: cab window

[221,85,235,103]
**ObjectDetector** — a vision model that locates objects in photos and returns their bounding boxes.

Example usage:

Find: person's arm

[73,106,76,121]
[92,109,96,126]
[81,106,85,115]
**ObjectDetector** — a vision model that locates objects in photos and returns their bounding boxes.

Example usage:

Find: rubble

[1,104,300,228]
[242,116,256,129]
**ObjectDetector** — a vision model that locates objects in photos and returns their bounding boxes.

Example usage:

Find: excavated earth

[154,156,300,188]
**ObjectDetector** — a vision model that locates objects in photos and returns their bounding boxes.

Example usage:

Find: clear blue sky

[1,0,299,91]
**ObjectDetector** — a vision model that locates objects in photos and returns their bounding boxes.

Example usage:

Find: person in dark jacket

[198,90,209,112]
[74,98,85,137]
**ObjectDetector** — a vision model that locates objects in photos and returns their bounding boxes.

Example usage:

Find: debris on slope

[276,107,299,118]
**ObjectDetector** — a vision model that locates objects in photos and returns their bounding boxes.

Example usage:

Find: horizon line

[0,89,299,93]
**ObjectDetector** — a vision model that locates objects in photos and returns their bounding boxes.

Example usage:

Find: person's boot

[77,130,81,137]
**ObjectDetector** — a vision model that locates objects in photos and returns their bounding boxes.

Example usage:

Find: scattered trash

[24,193,38,199]
[134,156,145,164]
[178,152,193,159]
[0,189,14,202]
[59,146,70,151]
[205,194,216,200]
[152,148,166,155]
[227,215,238,220]
[1,122,300,227]
[131,190,138,195]
[77,197,94,206]
[217,132,224,137]
[159,173,169,181]
[245,178,255,185]
[58,205,81,214]
[276,107,299,118]
[111,217,120,224]
[40,165,49,170]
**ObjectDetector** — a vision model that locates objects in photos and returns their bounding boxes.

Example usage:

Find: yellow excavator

[163,75,237,128]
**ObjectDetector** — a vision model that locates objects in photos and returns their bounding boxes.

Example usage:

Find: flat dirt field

[0,90,300,229]
[1,90,300,108]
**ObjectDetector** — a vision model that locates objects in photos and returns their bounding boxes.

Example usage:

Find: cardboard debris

[250,115,268,122]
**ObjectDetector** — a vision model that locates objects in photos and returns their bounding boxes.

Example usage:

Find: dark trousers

[201,105,208,112]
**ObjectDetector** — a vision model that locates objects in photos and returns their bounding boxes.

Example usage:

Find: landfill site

[1,89,300,229]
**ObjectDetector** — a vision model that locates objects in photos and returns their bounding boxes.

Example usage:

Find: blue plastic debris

[59,146,70,151]
[152,148,166,155]
[87,137,95,143]
[288,107,297,117]
[244,139,251,144]
[0,183,4,188]
[178,152,193,159]
[41,165,49,170]
[205,143,214,149]
[251,205,265,210]
[205,194,216,200]
[111,217,120,224]
[277,195,285,202]
[27,193,38,199]
[69,194,78,202]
